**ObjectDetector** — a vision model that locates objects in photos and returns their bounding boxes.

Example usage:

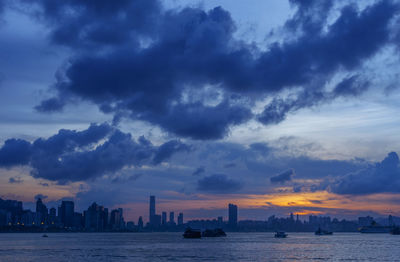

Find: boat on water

[315,227,333,235]
[274,231,287,238]
[390,227,400,235]
[359,225,391,233]
[42,234,48,238]
[201,228,226,237]
[183,228,201,238]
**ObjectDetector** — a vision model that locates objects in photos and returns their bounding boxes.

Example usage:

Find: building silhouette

[59,201,74,228]
[36,198,48,225]
[228,203,238,228]
[178,213,183,225]
[162,212,167,225]
[84,202,108,231]
[149,195,155,226]
[138,216,143,229]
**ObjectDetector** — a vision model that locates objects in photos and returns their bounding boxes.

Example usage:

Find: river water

[0,232,399,261]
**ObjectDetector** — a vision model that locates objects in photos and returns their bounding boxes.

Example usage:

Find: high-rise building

[84,202,107,231]
[228,203,238,228]
[169,212,175,224]
[162,212,167,225]
[149,196,155,226]
[49,207,56,225]
[35,198,48,225]
[109,208,124,230]
[138,216,143,229]
[60,201,74,227]
[178,213,183,225]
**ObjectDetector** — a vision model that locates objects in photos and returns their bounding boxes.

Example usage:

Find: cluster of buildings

[0,197,126,231]
[148,195,184,228]
[1,196,398,232]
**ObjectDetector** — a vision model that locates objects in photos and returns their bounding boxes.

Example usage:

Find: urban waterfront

[0,232,399,261]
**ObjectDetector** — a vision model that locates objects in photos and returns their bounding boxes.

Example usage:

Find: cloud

[192,166,205,176]
[197,174,243,193]
[13,0,396,140]
[270,169,295,184]
[153,140,191,165]
[0,123,190,184]
[39,182,49,187]
[8,177,23,184]
[34,97,65,113]
[328,152,400,195]
[0,139,32,167]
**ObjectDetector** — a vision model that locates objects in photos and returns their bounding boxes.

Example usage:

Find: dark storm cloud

[8,177,23,184]
[270,169,295,184]
[0,123,190,184]
[13,0,396,139]
[34,97,65,113]
[197,174,243,193]
[333,75,370,97]
[328,152,400,195]
[153,140,191,165]
[0,139,31,167]
[22,0,161,48]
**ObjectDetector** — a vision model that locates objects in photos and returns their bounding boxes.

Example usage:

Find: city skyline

[1,0,400,221]
[2,194,399,234]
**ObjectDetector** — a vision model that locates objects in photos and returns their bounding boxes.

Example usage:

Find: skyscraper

[178,213,183,225]
[35,198,48,224]
[149,196,155,226]
[228,203,238,228]
[169,212,175,224]
[162,212,167,225]
[60,201,74,227]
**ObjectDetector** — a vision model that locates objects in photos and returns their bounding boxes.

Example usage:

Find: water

[0,232,399,261]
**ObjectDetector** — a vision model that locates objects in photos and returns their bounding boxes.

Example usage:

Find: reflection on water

[0,232,399,261]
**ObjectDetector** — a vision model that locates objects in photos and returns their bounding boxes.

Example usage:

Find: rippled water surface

[0,232,399,261]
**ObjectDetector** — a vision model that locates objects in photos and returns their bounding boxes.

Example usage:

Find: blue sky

[1,0,400,222]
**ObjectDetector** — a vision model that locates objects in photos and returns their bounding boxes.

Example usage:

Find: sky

[1,0,400,223]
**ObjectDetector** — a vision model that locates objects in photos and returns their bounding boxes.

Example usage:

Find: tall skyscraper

[84,202,107,231]
[49,207,56,225]
[60,201,74,227]
[228,203,238,228]
[178,213,183,225]
[35,198,48,224]
[149,196,155,225]
[162,212,167,225]
[138,216,143,229]
[169,212,175,224]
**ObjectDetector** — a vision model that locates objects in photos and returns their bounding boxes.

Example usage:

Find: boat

[202,228,227,237]
[315,227,333,235]
[274,231,287,238]
[183,228,201,238]
[359,225,391,233]
[42,234,48,238]
[390,227,400,235]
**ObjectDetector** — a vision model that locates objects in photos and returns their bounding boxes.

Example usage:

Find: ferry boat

[274,231,287,238]
[183,228,201,238]
[201,228,226,237]
[359,225,391,233]
[315,227,333,235]
[390,227,400,235]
